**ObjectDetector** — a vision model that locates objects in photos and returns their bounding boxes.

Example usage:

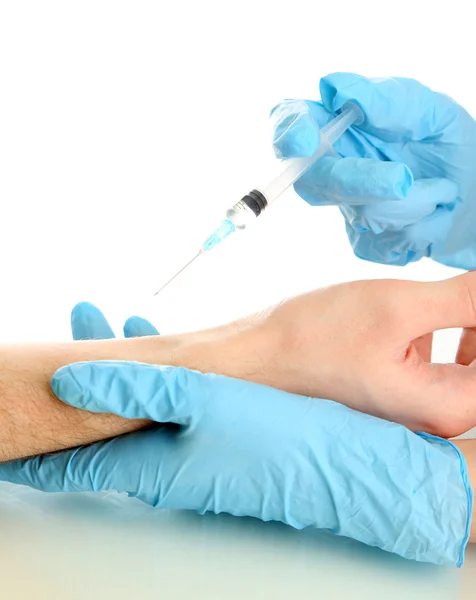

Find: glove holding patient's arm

[2,277,476,566]
[0,301,473,568]
[272,72,476,268]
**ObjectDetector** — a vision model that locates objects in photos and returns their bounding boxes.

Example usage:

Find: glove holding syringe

[154,101,364,295]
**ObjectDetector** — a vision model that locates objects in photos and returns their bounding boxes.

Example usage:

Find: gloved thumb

[51,361,199,425]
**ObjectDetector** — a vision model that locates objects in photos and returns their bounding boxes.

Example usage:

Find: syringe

[154,101,364,296]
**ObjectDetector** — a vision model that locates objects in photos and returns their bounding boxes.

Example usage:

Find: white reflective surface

[0,483,471,600]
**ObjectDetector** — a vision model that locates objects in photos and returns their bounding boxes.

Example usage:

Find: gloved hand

[272,73,476,268]
[70,301,159,341]
[0,351,471,566]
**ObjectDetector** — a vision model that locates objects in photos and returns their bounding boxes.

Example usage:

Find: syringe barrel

[320,101,363,144]
[201,103,364,254]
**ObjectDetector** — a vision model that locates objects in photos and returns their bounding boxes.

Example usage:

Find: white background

[0,1,475,598]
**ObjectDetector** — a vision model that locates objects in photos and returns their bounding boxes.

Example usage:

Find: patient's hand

[221,272,476,437]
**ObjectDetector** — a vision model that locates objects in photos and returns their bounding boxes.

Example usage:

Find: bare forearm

[0,338,159,460]
[0,324,267,461]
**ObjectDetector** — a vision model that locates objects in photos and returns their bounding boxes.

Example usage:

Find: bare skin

[0,321,276,460]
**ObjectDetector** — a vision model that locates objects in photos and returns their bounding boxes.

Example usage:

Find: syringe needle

[153,252,201,296]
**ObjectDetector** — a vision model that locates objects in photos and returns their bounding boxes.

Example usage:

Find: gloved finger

[456,328,476,366]
[0,428,159,495]
[0,447,99,492]
[346,200,456,266]
[294,155,413,206]
[123,316,159,338]
[51,362,203,425]
[271,99,324,159]
[0,426,210,510]
[271,97,387,163]
[342,177,459,234]
[71,302,115,341]
[319,73,461,142]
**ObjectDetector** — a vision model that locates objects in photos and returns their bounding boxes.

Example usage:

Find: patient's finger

[412,333,433,362]
[393,272,476,339]
[407,360,476,437]
[456,328,476,366]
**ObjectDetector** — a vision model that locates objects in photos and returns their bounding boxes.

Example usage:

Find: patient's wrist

[167,321,279,385]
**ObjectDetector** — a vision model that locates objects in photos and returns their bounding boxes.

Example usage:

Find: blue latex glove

[272,73,476,268]
[0,359,472,566]
[70,301,159,341]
